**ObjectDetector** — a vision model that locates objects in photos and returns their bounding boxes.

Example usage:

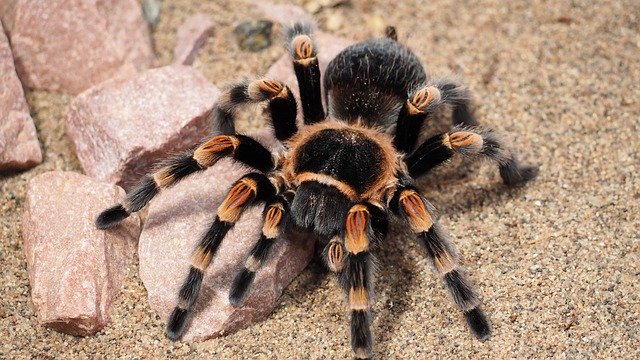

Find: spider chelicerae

[96,23,538,359]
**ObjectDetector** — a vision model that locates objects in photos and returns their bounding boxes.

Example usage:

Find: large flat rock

[66,65,220,190]
[22,171,140,336]
[0,0,154,94]
[0,20,41,171]
[139,129,315,342]
[173,13,215,66]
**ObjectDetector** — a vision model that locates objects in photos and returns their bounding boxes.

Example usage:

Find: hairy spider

[96,23,537,358]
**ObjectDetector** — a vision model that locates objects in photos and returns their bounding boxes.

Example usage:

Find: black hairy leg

[212,79,298,141]
[438,81,478,127]
[394,85,442,153]
[405,126,539,186]
[336,203,387,359]
[166,172,276,340]
[390,185,491,341]
[229,191,293,305]
[394,79,479,153]
[95,133,274,229]
[286,23,325,124]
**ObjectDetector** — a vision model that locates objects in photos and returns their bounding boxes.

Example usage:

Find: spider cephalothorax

[95,23,537,359]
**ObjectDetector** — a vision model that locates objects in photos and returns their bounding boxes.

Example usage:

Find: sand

[1,0,638,358]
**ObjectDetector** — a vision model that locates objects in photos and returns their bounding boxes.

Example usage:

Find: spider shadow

[415,158,534,217]
[375,159,535,356]
[373,217,422,353]
[279,245,334,305]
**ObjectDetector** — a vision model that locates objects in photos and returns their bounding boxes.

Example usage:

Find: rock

[173,13,214,66]
[233,20,273,52]
[142,0,163,27]
[22,171,140,336]
[139,129,315,342]
[265,31,352,121]
[0,20,42,171]
[66,65,220,190]
[254,2,314,27]
[1,0,154,94]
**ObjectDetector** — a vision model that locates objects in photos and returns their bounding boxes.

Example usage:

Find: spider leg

[395,78,478,153]
[95,133,274,229]
[213,79,298,141]
[390,184,491,341]
[404,125,538,186]
[333,203,388,359]
[286,23,325,125]
[228,190,294,305]
[322,234,346,273]
[166,172,276,340]
[437,80,478,127]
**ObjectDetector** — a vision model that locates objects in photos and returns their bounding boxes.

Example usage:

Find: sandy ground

[1,0,639,358]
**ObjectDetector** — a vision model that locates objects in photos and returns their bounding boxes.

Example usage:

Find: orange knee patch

[445,131,484,154]
[293,35,314,60]
[218,178,257,222]
[193,135,237,167]
[407,86,441,115]
[345,205,370,254]
[191,247,212,272]
[248,79,287,100]
[153,167,175,189]
[349,286,370,310]
[262,203,284,239]
[399,190,433,233]
[433,252,456,274]
[327,239,345,272]
[244,255,261,272]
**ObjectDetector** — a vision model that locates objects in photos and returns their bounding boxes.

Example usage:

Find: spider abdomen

[324,38,427,129]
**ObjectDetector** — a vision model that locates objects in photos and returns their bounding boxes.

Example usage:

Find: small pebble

[233,20,274,52]
[587,196,606,207]
[142,0,163,27]
[325,13,343,31]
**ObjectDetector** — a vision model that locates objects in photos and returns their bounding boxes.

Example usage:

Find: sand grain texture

[1,0,638,359]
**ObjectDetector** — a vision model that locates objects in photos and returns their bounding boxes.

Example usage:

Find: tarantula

[96,23,537,358]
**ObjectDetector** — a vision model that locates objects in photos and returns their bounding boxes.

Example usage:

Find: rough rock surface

[22,171,140,336]
[139,129,315,342]
[173,13,214,66]
[265,31,352,121]
[0,0,154,94]
[0,20,41,171]
[66,65,220,190]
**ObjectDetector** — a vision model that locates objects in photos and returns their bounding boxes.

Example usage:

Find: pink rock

[66,65,220,190]
[0,0,154,94]
[255,1,314,27]
[22,171,140,336]
[265,31,352,121]
[173,13,215,66]
[139,129,315,342]
[0,20,42,171]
